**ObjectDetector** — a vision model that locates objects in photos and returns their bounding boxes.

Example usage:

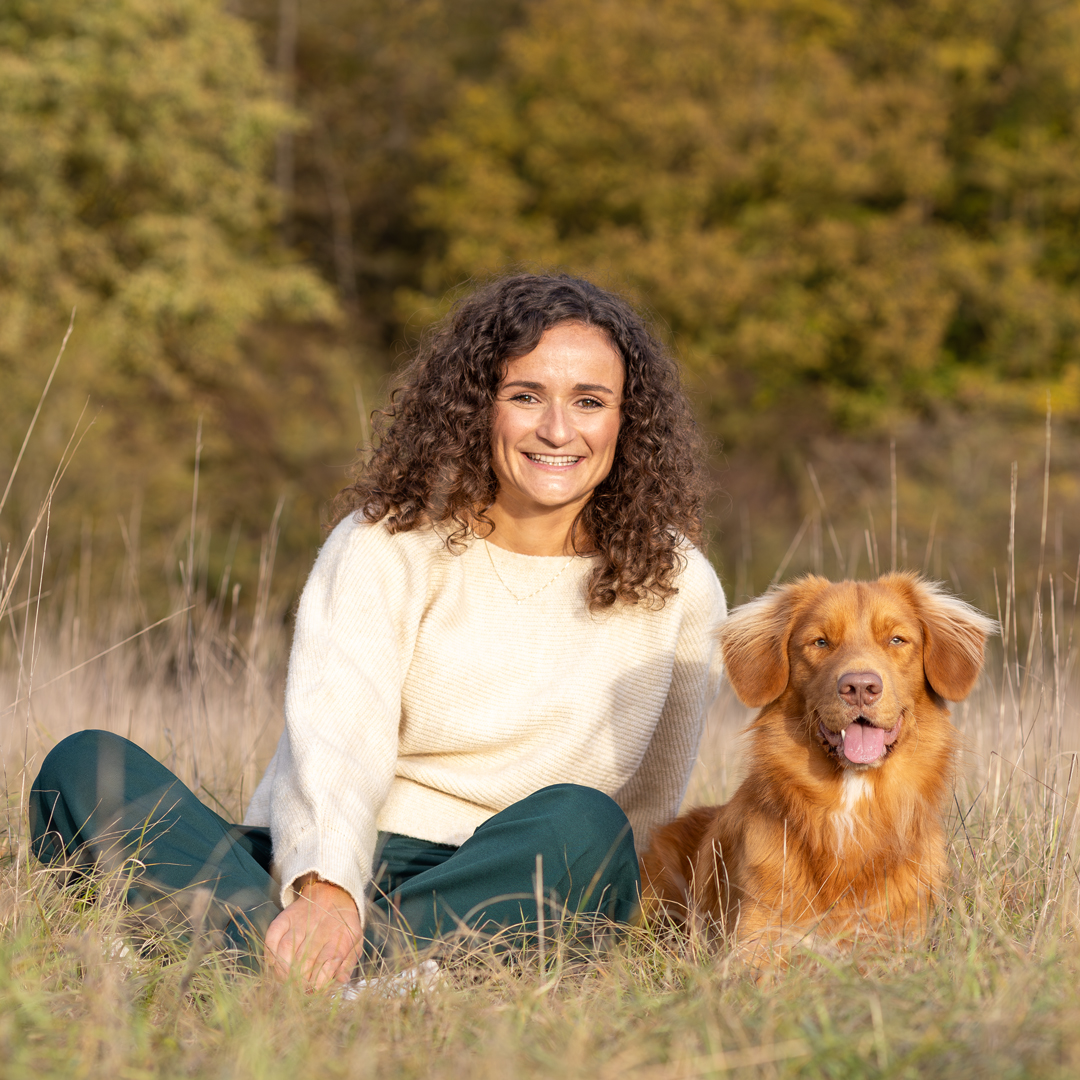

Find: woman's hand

[264,876,364,989]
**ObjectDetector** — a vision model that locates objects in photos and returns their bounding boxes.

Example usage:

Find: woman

[30,273,726,989]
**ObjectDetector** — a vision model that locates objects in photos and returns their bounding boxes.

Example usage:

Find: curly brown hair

[329,273,709,609]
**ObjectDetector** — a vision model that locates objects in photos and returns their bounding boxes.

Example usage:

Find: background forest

[4,0,1080,618]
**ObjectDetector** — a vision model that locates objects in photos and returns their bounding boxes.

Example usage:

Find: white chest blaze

[832,772,872,855]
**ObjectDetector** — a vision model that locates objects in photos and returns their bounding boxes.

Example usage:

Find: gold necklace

[484,541,575,604]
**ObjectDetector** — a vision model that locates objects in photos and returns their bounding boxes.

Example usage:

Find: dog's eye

[889,635,906,645]
[813,638,829,648]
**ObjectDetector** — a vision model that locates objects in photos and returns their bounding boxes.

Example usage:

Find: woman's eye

[577,397,604,409]
[510,392,539,404]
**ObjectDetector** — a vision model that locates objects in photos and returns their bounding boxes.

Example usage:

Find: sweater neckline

[480,539,593,602]
[483,541,576,604]
[481,538,585,565]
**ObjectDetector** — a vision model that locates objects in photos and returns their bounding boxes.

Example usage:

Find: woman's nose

[536,403,573,445]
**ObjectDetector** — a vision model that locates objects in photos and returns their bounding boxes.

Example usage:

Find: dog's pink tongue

[843,723,886,764]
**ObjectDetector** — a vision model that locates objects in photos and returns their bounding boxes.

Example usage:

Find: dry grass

[3,563,1079,1079]
[4,399,1080,1077]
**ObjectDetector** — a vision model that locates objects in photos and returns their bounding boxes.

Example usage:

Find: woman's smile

[525,453,583,466]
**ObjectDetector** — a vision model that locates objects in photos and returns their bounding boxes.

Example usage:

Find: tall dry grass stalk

[3,370,1080,1076]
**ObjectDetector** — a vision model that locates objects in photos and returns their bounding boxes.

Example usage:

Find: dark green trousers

[29,730,640,965]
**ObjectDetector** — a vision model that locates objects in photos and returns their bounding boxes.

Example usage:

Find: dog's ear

[719,580,823,707]
[906,576,998,701]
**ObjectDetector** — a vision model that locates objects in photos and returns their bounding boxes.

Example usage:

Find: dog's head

[718,573,997,770]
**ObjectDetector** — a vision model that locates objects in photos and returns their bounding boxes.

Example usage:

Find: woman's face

[490,322,624,522]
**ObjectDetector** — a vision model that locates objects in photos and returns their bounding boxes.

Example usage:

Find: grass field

[3,478,1080,1079]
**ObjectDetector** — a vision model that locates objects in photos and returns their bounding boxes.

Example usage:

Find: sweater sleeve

[614,549,727,853]
[266,518,433,920]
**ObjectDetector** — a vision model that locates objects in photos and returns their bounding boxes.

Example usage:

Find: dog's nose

[837,671,882,708]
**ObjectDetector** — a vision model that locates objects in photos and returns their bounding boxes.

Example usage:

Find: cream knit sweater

[244,515,727,919]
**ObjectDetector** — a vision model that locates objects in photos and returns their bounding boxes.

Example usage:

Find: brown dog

[640,572,996,956]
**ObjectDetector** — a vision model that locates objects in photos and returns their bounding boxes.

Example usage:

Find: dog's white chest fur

[832,772,872,854]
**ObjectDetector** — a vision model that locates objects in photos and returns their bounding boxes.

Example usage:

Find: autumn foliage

[4,0,1080,607]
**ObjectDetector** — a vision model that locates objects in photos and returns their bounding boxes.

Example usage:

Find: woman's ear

[911,579,998,702]
[719,580,822,708]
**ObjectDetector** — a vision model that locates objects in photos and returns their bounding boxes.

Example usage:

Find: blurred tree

[0,0,352,610]
[236,0,524,345]
[416,0,1080,443]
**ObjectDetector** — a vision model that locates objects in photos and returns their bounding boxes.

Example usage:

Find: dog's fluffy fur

[640,572,996,954]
